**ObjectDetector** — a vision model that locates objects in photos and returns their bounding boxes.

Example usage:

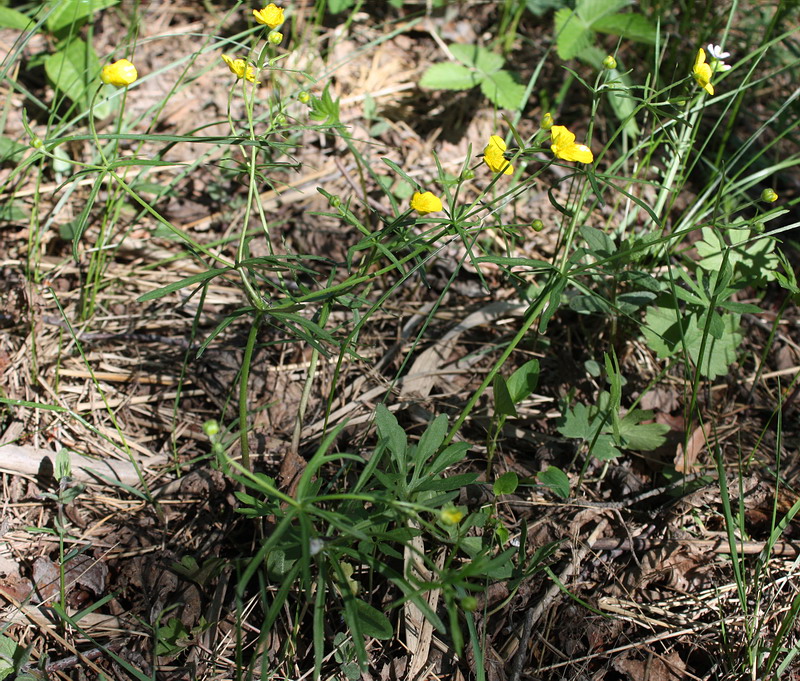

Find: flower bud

[100,59,138,87]
[602,55,617,70]
[541,112,554,130]
[273,113,286,126]
[461,168,475,181]
[531,219,544,232]
[298,90,310,104]
[268,31,284,46]
[203,419,220,437]
[460,596,478,612]
[441,506,464,525]
[761,188,778,203]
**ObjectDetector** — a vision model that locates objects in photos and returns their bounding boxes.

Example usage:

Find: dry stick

[507,607,535,681]
[591,536,800,557]
[502,519,609,663]
[0,588,108,678]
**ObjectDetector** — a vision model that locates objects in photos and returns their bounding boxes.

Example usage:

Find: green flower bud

[761,188,778,203]
[298,90,310,104]
[602,55,617,70]
[460,596,478,612]
[461,168,475,181]
[203,419,220,437]
[268,31,284,46]
[531,219,544,232]
[330,195,342,208]
[273,113,286,126]
[31,136,44,149]
[753,221,765,234]
[541,112,554,130]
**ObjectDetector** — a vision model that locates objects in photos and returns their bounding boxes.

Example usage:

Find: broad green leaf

[554,8,593,59]
[506,359,540,404]
[0,7,34,30]
[695,226,780,284]
[493,471,519,495]
[617,291,657,314]
[580,224,615,255]
[493,375,517,418]
[590,433,620,460]
[557,402,593,440]
[618,410,669,450]
[592,12,657,43]
[47,0,118,34]
[480,70,526,110]
[414,413,448,468]
[526,0,568,15]
[537,466,570,498]
[449,43,504,73]
[0,634,18,680]
[0,135,28,162]
[419,63,480,91]
[642,302,743,379]
[575,0,630,24]
[428,442,471,477]
[349,599,393,639]
[44,37,100,107]
[375,404,407,469]
[327,0,355,13]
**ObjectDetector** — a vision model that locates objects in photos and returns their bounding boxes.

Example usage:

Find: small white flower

[707,44,730,60]
[706,44,732,72]
[309,538,325,556]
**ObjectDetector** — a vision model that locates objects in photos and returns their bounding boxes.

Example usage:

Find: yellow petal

[253,3,285,28]
[483,135,513,174]
[550,125,576,150]
[560,143,594,164]
[550,125,593,163]
[694,47,706,69]
[411,191,443,215]
[100,58,137,87]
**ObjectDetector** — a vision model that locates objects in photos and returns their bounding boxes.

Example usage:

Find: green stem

[239,312,263,471]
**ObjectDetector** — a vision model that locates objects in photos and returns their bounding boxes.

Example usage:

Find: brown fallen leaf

[613,649,686,681]
[674,422,710,473]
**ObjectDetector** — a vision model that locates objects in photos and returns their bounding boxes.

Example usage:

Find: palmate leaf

[695,225,780,285]
[642,301,743,379]
[554,8,593,59]
[449,43,504,73]
[480,70,526,109]
[419,63,480,91]
[592,12,656,43]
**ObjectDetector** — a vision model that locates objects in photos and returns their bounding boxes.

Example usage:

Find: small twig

[508,608,535,681]
[590,536,800,557]
[44,641,126,673]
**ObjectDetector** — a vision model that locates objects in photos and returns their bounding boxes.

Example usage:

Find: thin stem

[239,312,263,471]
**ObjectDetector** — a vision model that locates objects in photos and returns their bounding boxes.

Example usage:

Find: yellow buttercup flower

[100,59,137,87]
[441,506,464,525]
[253,3,285,28]
[411,191,443,215]
[221,54,259,84]
[550,125,593,164]
[693,48,714,95]
[483,135,513,175]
